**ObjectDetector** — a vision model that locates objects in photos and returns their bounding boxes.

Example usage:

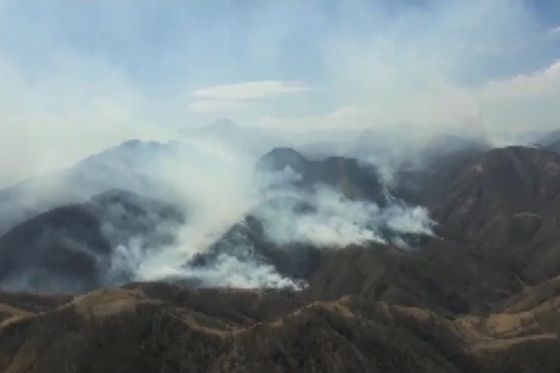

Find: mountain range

[1,125,560,372]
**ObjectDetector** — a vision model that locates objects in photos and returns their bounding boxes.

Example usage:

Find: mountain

[258,147,388,204]
[0,140,182,236]
[5,143,560,307]
[186,148,399,287]
[430,146,560,235]
[3,138,560,371]
[188,148,493,314]
[0,189,184,293]
[196,144,560,314]
[534,128,560,151]
[394,133,491,205]
[422,147,560,284]
[0,281,559,373]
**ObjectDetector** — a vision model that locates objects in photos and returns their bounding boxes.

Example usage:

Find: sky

[1,0,560,185]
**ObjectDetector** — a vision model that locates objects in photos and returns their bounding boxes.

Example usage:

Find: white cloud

[259,59,560,135]
[188,80,313,115]
[547,26,560,39]
[192,80,313,100]
[478,60,560,98]
[455,60,560,132]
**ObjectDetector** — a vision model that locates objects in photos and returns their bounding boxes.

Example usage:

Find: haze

[1,0,560,186]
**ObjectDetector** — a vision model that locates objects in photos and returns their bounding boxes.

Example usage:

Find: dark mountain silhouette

[0,140,182,235]
[535,128,560,151]
[394,133,491,206]
[258,147,387,204]
[0,189,184,293]
[422,147,560,284]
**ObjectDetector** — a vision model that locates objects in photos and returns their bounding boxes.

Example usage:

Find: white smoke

[0,127,437,292]
[179,254,303,289]
[96,141,438,289]
[383,204,434,237]
[107,137,260,285]
[256,187,385,248]
[256,185,434,250]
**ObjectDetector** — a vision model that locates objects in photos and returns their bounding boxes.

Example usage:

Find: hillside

[0,281,558,373]
[1,142,560,371]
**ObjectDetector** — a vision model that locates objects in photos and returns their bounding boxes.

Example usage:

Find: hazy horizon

[2,0,560,185]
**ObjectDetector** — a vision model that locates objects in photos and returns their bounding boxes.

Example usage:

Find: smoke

[105,150,435,290]
[257,187,383,248]
[0,129,437,292]
[178,254,303,289]
[383,204,434,237]
[102,138,261,286]
[255,177,434,250]
[154,138,257,255]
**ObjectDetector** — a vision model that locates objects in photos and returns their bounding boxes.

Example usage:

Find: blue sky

[1,1,558,82]
[1,0,560,183]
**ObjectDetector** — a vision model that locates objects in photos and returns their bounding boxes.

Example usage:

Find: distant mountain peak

[259,147,308,171]
[208,118,237,130]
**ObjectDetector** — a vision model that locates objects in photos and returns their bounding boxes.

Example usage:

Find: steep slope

[188,147,530,314]
[535,128,560,152]
[432,147,560,234]
[188,148,435,292]
[307,242,519,314]
[0,190,184,293]
[394,134,491,206]
[258,148,387,205]
[0,139,183,235]
[423,146,560,284]
[300,144,560,314]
